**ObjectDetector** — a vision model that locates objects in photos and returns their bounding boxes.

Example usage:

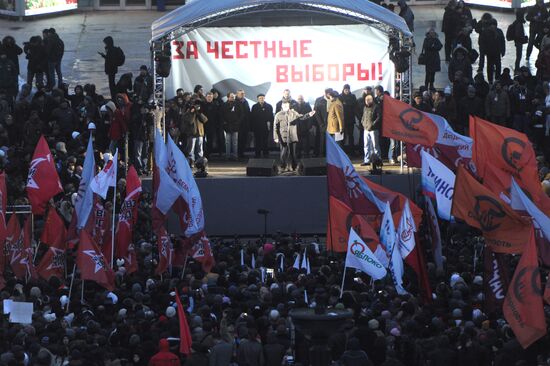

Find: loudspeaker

[298,158,326,176]
[246,159,277,176]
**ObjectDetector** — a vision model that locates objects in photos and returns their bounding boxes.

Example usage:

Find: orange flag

[382,95,439,146]
[327,196,380,252]
[503,229,546,349]
[470,116,550,213]
[452,166,531,254]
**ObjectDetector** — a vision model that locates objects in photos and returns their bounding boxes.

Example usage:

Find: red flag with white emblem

[37,209,67,280]
[10,216,37,279]
[155,227,172,275]
[26,136,63,214]
[77,229,115,290]
[115,166,142,274]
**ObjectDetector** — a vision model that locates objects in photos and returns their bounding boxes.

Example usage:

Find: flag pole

[66,263,76,313]
[339,267,347,298]
[110,152,118,270]
[180,252,188,280]
[81,279,85,303]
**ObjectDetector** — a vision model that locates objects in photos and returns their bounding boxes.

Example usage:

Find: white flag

[240,249,244,267]
[421,150,455,221]
[251,253,256,269]
[76,135,96,228]
[293,254,301,269]
[397,200,417,259]
[89,150,117,199]
[166,135,205,236]
[154,129,184,215]
[510,178,550,242]
[380,202,407,294]
[345,228,386,280]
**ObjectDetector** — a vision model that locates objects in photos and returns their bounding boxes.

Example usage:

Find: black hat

[140,65,148,71]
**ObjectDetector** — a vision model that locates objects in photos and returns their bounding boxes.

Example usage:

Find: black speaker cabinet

[298,158,327,176]
[246,159,277,176]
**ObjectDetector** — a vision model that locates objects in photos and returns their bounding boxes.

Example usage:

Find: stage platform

[142,158,420,236]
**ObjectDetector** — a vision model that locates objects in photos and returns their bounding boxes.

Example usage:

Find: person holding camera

[274,101,315,172]
[182,98,208,166]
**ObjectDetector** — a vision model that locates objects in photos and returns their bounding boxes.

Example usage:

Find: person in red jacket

[148,339,180,366]
[109,93,131,153]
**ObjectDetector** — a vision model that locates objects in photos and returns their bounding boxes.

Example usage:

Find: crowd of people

[1,1,550,366]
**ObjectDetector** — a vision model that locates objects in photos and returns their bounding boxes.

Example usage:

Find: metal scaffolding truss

[151,1,413,134]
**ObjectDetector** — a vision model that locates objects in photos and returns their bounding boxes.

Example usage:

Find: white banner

[421,150,456,221]
[345,228,386,280]
[168,25,394,104]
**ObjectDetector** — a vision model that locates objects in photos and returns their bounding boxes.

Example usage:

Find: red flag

[26,136,63,214]
[3,214,20,272]
[185,232,215,273]
[40,208,67,246]
[326,196,380,252]
[403,238,432,302]
[77,229,115,290]
[175,289,192,355]
[470,116,550,214]
[451,166,532,254]
[503,229,546,348]
[37,209,67,280]
[382,95,439,146]
[86,199,113,266]
[115,166,141,274]
[483,245,510,314]
[155,227,172,275]
[10,216,37,279]
[66,212,79,250]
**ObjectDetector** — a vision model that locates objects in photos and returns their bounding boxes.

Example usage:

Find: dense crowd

[2,1,550,366]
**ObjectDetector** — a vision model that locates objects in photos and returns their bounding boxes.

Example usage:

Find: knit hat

[368,319,379,330]
[390,328,401,337]
[473,275,483,286]
[165,306,176,318]
[452,308,463,318]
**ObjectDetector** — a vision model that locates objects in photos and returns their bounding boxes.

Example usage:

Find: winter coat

[275,97,298,113]
[526,3,548,32]
[485,90,510,118]
[236,339,265,366]
[0,58,18,96]
[327,98,344,134]
[148,339,179,366]
[314,95,329,130]
[221,101,243,133]
[24,37,47,73]
[133,73,153,103]
[1,37,22,75]
[109,94,131,141]
[181,110,208,137]
[398,0,415,32]
[250,102,274,132]
[103,36,119,75]
[361,103,381,131]
[274,109,303,143]
[295,101,313,135]
[45,33,64,63]
[479,28,506,57]
[208,340,233,366]
[510,19,528,45]
[422,35,443,73]
[442,6,457,35]
[448,48,472,81]
[340,92,357,126]
[339,350,374,366]
[458,95,484,127]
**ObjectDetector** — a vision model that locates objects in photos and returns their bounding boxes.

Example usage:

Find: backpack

[112,46,125,67]
[506,22,515,41]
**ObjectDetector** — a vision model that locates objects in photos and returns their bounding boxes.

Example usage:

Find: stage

[142,158,421,236]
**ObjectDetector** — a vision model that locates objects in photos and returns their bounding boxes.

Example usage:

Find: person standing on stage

[275,88,298,113]
[274,102,315,172]
[250,93,274,158]
[221,92,243,160]
[313,88,333,156]
[295,95,314,158]
[360,94,381,166]
[236,89,250,158]
[327,90,344,144]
